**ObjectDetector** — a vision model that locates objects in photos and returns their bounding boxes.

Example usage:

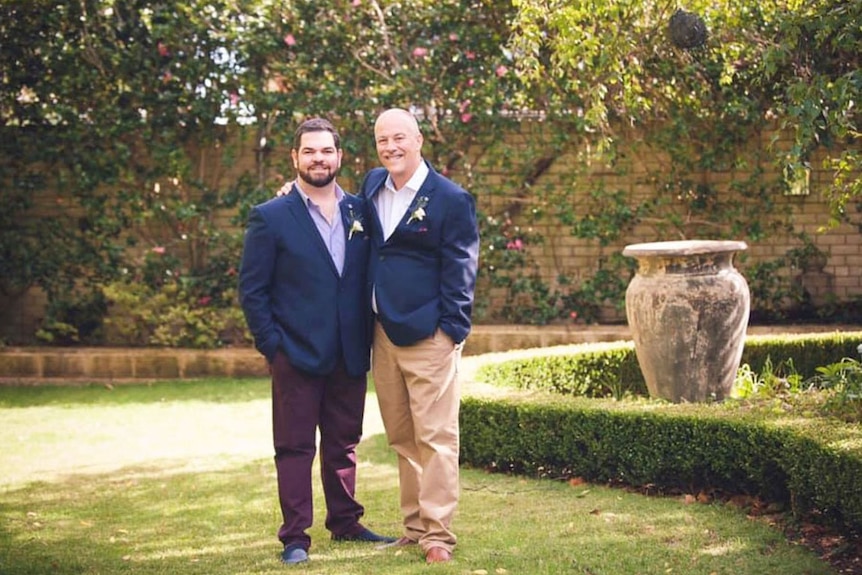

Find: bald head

[374,108,424,189]
[374,108,421,136]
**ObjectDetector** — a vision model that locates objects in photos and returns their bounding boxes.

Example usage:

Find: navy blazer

[238,185,371,378]
[361,161,479,346]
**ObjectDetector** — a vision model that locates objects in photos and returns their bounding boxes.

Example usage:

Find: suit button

[379,255,385,261]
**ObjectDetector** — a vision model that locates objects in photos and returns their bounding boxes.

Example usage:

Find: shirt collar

[384,160,429,194]
[294,180,345,206]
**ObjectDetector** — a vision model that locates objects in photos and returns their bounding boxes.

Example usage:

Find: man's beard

[298,165,337,187]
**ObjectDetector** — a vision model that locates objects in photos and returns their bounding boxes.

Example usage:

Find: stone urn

[622,240,750,403]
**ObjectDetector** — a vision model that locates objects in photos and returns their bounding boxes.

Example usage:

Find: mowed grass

[0,379,836,575]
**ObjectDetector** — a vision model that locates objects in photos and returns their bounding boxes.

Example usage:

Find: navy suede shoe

[281,544,308,565]
[332,527,397,543]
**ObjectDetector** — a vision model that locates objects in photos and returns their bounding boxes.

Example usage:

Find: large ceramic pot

[622,240,750,403]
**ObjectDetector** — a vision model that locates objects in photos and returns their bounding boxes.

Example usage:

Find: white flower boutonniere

[347,208,364,240]
[406,196,429,225]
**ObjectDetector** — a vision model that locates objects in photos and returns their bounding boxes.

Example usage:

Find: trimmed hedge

[460,395,862,532]
[462,331,862,533]
[476,332,862,397]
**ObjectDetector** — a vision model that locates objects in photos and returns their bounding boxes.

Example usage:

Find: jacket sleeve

[438,190,480,344]
[238,207,280,361]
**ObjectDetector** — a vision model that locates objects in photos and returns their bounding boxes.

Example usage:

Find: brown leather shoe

[425,547,452,563]
[375,536,417,550]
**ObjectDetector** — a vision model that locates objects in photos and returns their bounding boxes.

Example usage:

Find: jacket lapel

[285,184,340,277]
[390,162,438,239]
[339,196,364,277]
[365,172,388,247]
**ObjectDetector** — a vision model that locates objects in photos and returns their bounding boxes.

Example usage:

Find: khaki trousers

[372,321,462,552]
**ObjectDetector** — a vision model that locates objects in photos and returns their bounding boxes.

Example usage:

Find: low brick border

[1,324,855,383]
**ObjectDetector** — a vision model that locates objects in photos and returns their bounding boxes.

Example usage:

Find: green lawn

[0,379,836,574]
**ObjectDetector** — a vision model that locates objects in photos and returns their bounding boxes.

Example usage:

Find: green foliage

[511,0,861,216]
[2,0,860,342]
[732,357,805,400]
[103,279,249,350]
[460,393,862,533]
[35,290,109,345]
[740,333,862,379]
[744,258,800,323]
[506,0,861,320]
[479,332,862,402]
[468,330,862,532]
[807,357,862,423]
[477,342,647,399]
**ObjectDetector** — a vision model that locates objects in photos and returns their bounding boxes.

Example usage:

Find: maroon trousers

[270,352,368,549]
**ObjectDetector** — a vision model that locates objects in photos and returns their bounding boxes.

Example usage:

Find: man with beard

[239,117,396,565]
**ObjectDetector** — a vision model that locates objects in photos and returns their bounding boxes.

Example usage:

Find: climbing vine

[0,0,859,343]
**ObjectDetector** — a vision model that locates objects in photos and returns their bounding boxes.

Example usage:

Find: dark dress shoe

[425,546,452,563]
[332,527,397,543]
[281,544,309,564]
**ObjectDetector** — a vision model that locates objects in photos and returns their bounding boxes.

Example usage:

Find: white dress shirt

[375,161,429,241]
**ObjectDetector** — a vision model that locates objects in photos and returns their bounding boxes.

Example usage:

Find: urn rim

[622,239,747,258]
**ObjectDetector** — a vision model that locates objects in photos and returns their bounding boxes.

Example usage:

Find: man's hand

[276,181,292,197]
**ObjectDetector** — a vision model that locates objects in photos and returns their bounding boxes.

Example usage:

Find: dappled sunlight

[0,358,848,574]
[700,538,748,556]
[131,537,272,561]
[1,400,272,487]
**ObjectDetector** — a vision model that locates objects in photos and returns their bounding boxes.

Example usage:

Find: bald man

[360,108,480,564]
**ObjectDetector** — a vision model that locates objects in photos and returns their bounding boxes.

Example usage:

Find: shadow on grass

[0,385,840,575]
[0,432,839,575]
[0,449,405,575]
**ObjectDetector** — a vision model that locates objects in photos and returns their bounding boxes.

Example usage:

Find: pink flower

[352,0,361,5]
[449,33,459,41]
[506,238,523,251]
[229,92,240,106]
[459,99,471,113]
[151,246,166,255]
[157,42,170,57]
[198,296,212,307]
[412,47,428,58]
[496,65,508,77]
[284,34,297,47]
[460,113,472,123]
[467,78,475,87]
[226,267,237,277]
[570,311,578,320]
[465,51,476,60]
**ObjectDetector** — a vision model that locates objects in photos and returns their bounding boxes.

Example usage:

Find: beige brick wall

[466,124,861,324]
[2,124,859,341]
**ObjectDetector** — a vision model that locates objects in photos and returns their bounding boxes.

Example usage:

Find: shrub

[464,331,862,534]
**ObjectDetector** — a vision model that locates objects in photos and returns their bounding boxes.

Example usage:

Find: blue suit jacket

[361,162,479,346]
[238,185,371,377]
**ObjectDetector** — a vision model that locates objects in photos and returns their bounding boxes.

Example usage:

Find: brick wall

[2,124,859,341]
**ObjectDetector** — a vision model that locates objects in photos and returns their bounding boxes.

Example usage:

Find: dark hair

[293,117,341,150]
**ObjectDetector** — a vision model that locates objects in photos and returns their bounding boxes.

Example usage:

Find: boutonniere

[347,207,364,240]
[406,195,429,225]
